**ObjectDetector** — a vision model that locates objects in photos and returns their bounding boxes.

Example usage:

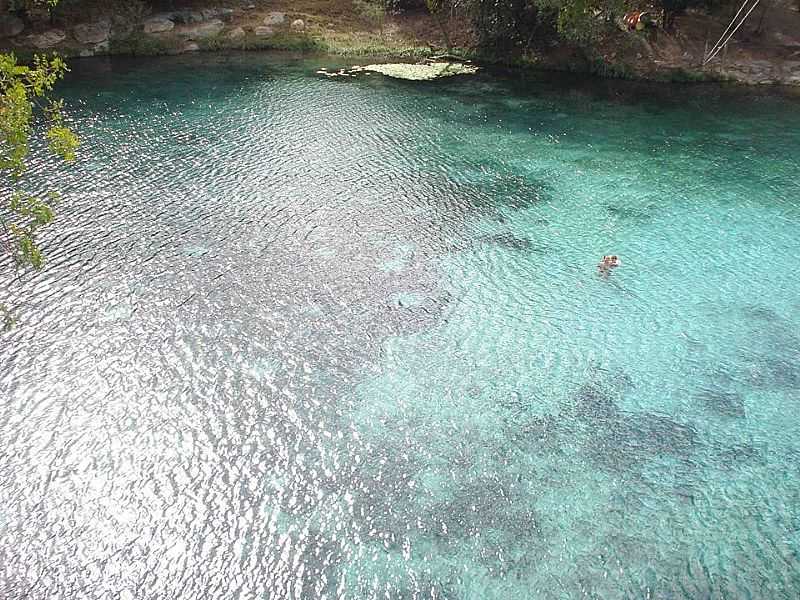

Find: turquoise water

[2,53,800,598]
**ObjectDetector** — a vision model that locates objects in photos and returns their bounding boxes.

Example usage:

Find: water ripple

[2,53,800,599]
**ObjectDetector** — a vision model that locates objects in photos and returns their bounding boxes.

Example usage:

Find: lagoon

[2,53,800,599]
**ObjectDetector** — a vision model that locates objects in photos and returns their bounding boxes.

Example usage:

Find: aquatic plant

[318,61,479,81]
[364,61,479,80]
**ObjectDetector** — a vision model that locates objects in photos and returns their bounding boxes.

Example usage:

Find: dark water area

[2,52,800,599]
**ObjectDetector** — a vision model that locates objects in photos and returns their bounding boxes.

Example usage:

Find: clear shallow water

[2,52,800,599]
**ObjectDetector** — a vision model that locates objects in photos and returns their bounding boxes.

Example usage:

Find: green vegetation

[422,0,719,51]
[1,0,760,83]
[362,61,477,79]
[354,0,390,35]
[109,33,184,56]
[111,28,434,60]
[1,0,78,329]
[319,60,478,79]
[0,5,775,338]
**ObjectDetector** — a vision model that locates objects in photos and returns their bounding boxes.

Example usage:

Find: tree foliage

[426,0,711,51]
[423,0,616,49]
[354,0,390,32]
[470,0,551,49]
[1,0,78,330]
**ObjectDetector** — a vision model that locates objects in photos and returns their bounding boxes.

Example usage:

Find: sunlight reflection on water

[2,53,800,599]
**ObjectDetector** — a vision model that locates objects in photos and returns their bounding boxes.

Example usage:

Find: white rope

[707,0,761,62]
[706,0,752,59]
[703,0,761,65]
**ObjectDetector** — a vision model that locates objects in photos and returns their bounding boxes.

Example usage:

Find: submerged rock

[478,232,534,251]
[741,304,781,322]
[716,442,759,467]
[627,414,698,455]
[695,388,746,418]
[605,203,657,223]
[572,382,620,421]
[588,412,698,474]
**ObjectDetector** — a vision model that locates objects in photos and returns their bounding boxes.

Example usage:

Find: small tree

[1,0,78,330]
[425,0,454,51]
[355,0,390,36]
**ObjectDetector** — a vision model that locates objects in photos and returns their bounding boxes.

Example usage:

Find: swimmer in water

[598,254,621,276]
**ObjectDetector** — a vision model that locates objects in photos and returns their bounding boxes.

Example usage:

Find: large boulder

[0,15,24,38]
[772,32,800,48]
[29,29,66,49]
[181,19,224,39]
[784,60,800,75]
[110,12,135,39]
[183,42,200,52]
[173,11,205,25]
[264,12,285,25]
[291,19,305,32]
[73,20,111,45]
[143,17,175,34]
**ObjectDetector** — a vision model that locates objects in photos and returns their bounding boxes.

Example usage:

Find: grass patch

[197,33,228,52]
[243,31,328,52]
[586,56,637,80]
[656,68,716,83]
[110,34,185,57]
[311,29,432,57]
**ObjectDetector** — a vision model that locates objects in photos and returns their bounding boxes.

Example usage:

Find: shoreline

[61,41,800,89]
[2,2,799,87]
